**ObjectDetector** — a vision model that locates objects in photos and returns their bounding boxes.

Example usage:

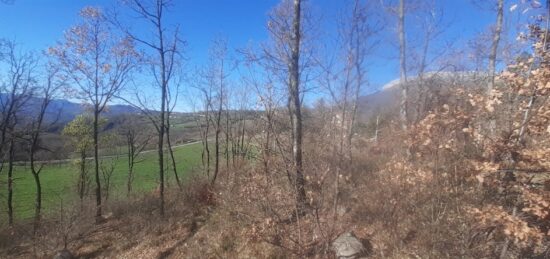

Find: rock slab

[53,249,74,259]
[332,232,365,259]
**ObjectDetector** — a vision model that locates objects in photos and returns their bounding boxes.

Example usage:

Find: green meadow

[0,142,204,224]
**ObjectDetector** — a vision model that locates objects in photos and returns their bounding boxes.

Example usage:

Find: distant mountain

[356,71,488,122]
[0,93,141,123]
[357,86,399,122]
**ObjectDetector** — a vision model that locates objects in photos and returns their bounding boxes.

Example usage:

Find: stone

[337,206,351,217]
[53,249,74,259]
[332,232,365,259]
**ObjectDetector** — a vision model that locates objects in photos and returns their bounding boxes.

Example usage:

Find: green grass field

[0,142,204,224]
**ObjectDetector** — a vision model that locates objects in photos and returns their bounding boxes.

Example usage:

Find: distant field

[0,142,204,224]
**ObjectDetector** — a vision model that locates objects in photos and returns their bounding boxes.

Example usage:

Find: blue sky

[0,0,534,111]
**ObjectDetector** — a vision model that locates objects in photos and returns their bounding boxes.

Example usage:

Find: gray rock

[53,249,74,259]
[332,232,365,259]
[337,206,351,217]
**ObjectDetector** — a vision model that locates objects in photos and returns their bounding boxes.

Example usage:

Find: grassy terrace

[0,142,204,224]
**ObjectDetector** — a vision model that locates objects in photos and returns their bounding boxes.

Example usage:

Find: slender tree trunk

[348,51,362,163]
[415,27,431,124]
[93,109,102,221]
[260,109,273,177]
[212,113,221,185]
[200,131,206,170]
[1,109,14,226]
[240,116,246,159]
[204,119,211,178]
[212,98,223,184]
[32,171,41,232]
[127,136,134,197]
[30,95,50,234]
[30,142,42,233]
[104,179,110,201]
[166,121,182,190]
[7,138,15,226]
[0,100,15,173]
[225,110,230,168]
[127,165,133,196]
[398,0,408,130]
[289,0,307,212]
[199,109,211,178]
[158,86,166,217]
[345,0,363,164]
[79,151,86,209]
[334,84,349,225]
[212,58,225,185]
[488,0,504,134]
[157,14,167,217]
[488,0,504,95]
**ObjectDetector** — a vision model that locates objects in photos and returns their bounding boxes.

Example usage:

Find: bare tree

[62,115,94,209]
[50,7,137,221]
[195,85,213,178]
[213,69,224,185]
[100,159,116,201]
[25,63,63,233]
[120,116,152,196]
[240,60,279,178]
[230,84,253,164]
[409,0,451,123]
[0,40,36,226]
[317,0,381,225]
[121,0,183,217]
[240,0,317,215]
[201,38,233,185]
[288,0,307,212]
[330,0,380,162]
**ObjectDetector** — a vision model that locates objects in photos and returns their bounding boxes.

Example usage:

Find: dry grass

[1,117,547,258]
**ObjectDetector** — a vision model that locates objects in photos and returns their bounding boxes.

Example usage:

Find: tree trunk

[204,118,211,178]
[79,151,86,209]
[32,171,41,232]
[212,114,221,185]
[415,26,431,124]
[30,140,42,233]
[93,109,102,222]
[488,0,504,134]
[348,47,362,163]
[7,139,15,226]
[158,86,166,217]
[289,0,307,212]
[157,14,167,217]
[166,121,182,190]
[398,0,408,130]
[225,110,230,168]
[127,165,133,196]
[127,135,134,197]
[488,0,504,95]
[240,116,246,159]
